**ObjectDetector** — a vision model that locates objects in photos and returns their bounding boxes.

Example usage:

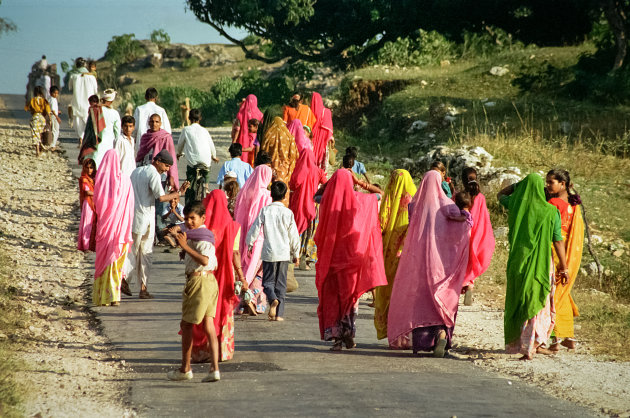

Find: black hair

[183,200,205,217]
[455,191,472,211]
[247,118,260,128]
[121,115,135,125]
[430,160,446,173]
[270,181,288,201]
[145,87,158,100]
[342,154,355,169]
[33,86,44,97]
[254,151,272,167]
[546,169,582,206]
[88,94,99,104]
[223,179,240,199]
[87,60,96,69]
[229,143,243,158]
[75,57,86,68]
[149,113,161,122]
[49,85,59,95]
[42,55,46,59]
[345,146,358,159]
[461,167,480,202]
[189,109,201,122]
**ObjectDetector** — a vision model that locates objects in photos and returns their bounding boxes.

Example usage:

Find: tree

[0,0,17,38]
[104,33,145,66]
[150,29,171,49]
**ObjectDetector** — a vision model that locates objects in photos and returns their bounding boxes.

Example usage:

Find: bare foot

[275,316,284,322]
[519,354,533,361]
[536,346,554,355]
[561,339,576,349]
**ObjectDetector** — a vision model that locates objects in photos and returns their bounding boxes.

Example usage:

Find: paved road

[0,93,594,418]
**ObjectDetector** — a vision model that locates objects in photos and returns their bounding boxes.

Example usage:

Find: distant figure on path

[231,94,262,166]
[77,158,97,252]
[115,115,137,177]
[282,93,315,129]
[216,143,253,188]
[93,89,121,168]
[136,114,180,191]
[49,86,61,151]
[24,85,50,156]
[310,92,334,169]
[69,57,98,146]
[133,87,171,151]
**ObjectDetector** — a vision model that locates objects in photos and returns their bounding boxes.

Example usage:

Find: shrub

[104,34,145,66]
[459,26,525,59]
[181,57,200,70]
[370,30,455,66]
[150,29,171,49]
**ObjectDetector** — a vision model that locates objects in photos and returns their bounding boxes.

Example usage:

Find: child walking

[246,181,300,321]
[167,201,221,382]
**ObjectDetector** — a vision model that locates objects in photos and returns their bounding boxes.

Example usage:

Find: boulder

[490,66,509,76]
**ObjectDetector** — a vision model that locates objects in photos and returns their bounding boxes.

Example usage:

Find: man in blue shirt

[346,146,370,183]
[216,143,254,188]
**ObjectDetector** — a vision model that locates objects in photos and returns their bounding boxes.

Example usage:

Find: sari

[387,171,470,352]
[548,198,584,339]
[282,103,316,129]
[310,92,334,168]
[289,148,327,235]
[136,128,179,189]
[261,117,298,205]
[315,169,387,341]
[287,119,312,154]
[502,174,560,356]
[92,150,134,306]
[256,108,277,148]
[77,159,97,252]
[234,165,272,312]
[235,94,263,165]
[189,190,241,362]
[463,193,496,286]
[79,104,104,165]
[373,170,416,341]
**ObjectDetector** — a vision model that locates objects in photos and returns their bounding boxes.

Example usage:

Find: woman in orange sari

[545,169,584,350]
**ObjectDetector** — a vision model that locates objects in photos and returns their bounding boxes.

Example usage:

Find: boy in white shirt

[49,86,61,150]
[246,181,300,321]
[115,115,136,176]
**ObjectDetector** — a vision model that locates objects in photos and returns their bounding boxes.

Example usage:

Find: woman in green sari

[497,174,569,360]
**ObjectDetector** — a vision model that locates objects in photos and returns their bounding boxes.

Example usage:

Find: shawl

[374,169,416,340]
[93,149,134,278]
[191,190,241,348]
[504,173,557,345]
[136,128,180,189]
[79,158,96,212]
[79,105,105,164]
[387,171,470,347]
[314,169,387,340]
[463,193,496,286]
[287,119,312,154]
[233,164,272,283]
[310,92,334,167]
[289,148,326,234]
[261,117,298,201]
[283,103,316,129]
[236,94,263,165]
[256,108,277,148]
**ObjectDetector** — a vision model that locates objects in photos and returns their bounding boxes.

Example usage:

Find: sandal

[433,331,447,358]
[121,279,132,296]
[110,301,120,306]
[343,335,356,349]
[139,291,154,299]
[330,340,343,351]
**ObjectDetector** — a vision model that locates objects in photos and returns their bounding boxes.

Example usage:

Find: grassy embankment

[335,44,630,359]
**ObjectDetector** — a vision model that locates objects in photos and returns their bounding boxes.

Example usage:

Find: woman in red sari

[310,92,334,169]
[232,94,263,166]
[314,169,387,351]
[78,158,97,252]
[190,190,248,362]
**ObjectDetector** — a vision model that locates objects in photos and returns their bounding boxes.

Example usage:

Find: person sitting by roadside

[157,195,185,247]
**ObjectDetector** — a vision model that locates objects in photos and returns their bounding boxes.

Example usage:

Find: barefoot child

[246,181,300,321]
[167,201,221,382]
[158,195,185,247]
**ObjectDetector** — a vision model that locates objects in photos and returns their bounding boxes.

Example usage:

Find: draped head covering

[79,158,96,211]
[289,148,326,234]
[504,173,557,345]
[257,108,277,147]
[463,192,495,286]
[373,169,417,340]
[233,164,272,283]
[287,119,312,154]
[236,94,263,164]
[136,128,179,189]
[314,169,387,340]
[93,149,134,278]
[261,117,298,203]
[310,92,333,168]
[387,170,470,347]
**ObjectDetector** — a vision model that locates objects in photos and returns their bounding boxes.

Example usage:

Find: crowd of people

[27,61,585,382]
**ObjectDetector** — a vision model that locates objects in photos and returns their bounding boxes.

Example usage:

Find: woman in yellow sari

[546,169,584,350]
[24,86,51,156]
[261,116,298,206]
[373,169,417,343]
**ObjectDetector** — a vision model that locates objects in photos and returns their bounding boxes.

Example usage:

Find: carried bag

[327,142,337,166]
[41,119,53,146]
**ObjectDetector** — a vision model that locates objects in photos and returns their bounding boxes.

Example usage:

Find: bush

[370,30,455,66]
[150,29,171,49]
[459,27,525,59]
[181,57,200,70]
[104,34,145,66]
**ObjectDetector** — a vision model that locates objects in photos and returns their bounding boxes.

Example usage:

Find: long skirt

[412,326,454,354]
[78,200,96,252]
[30,113,46,145]
[191,304,235,363]
[92,244,128,306]
[323,299,360,342]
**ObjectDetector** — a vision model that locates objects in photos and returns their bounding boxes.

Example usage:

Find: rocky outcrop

[123,41,238,69]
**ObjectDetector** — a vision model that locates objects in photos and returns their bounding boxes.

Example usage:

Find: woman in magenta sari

[310,92,333,169]
[232,94,263,166]
[387,170,471,357]
[78,158,97,252]
[287,119,312,154]
[92,149,134,306]
[234,164,272,313]
[315,169,387,351]
[136,113,179,190]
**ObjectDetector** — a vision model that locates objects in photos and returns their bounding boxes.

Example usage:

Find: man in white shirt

[94,89,121,167]
[69,57,98,144]
[133,87,171,151]
[176,109,219,202]
[128,150,189,299]
[115,115,137,177]
[246,181,300,321]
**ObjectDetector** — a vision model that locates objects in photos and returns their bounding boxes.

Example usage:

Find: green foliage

[241,34,260,46]
[370,30,455,66]
[181,57,200,70]
[150,29,171,49]
[460,27,526,59]
[60,61,70,73]
[104,34,145,66]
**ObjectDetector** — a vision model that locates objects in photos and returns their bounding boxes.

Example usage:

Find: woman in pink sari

[387,170,470,357]
[460,167,495,304]
[234,164,272,313]
[315,169,387,351]
[92,149,134,306]
[310,92,333,169]
[233,94,263,166]
[287,119,312,154]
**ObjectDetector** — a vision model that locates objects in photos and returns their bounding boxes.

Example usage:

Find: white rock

[408,120,428,133]
[483,101,496,107]
[494,227,509,239]
[590,235,603,244]
[490,66,509,76]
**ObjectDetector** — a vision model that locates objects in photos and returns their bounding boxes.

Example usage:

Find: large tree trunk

[602,0,628,71]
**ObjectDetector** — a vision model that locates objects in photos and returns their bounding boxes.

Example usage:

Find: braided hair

[461,167,480,204]
[546,169,582,206]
